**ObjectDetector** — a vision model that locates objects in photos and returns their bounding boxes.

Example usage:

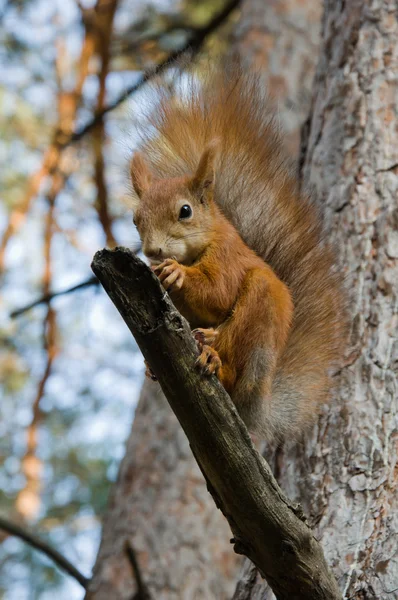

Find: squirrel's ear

[190,139,219,203]
[130,152,152,199]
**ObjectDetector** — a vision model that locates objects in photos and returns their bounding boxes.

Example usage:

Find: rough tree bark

[86,381,238,600]
[86,2,322,599]
[234,1,398,599]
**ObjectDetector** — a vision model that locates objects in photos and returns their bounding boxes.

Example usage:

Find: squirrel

[129,65,346,444]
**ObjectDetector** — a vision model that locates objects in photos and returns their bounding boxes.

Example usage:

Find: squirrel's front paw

[193,328,219,352]
[153,259,185,292]
[196,345,222,377]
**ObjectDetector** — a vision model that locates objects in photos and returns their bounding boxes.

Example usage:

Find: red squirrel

[129,67,346,443]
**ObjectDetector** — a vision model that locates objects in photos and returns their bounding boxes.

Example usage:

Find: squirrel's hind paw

[196,345,222,377]
[144,359,157,381]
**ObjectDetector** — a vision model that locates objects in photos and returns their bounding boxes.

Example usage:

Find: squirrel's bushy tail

[137,64,347,442]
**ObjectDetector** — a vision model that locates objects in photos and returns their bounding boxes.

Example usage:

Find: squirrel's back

[137,65,347,442]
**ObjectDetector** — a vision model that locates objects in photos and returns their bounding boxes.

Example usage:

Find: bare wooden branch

[91,247,341,600]
[91,0,118,248]
[124,541,152,600]
[0,516,89,588]
[16,62,65,522]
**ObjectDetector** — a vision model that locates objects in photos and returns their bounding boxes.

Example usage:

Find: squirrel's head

[130,141,219,265]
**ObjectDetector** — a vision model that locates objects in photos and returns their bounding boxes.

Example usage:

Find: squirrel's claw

[196,344,222,377]
[154,259,185,292]
[144,359,157,381]
[193,328,218,352]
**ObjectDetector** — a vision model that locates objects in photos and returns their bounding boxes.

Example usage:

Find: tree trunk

[234,1,398,598]
[86,381,238,600]
[231,0,322,155]
[87,1,322,598]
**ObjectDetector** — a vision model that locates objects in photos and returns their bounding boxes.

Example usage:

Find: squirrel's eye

[179,204,192,220]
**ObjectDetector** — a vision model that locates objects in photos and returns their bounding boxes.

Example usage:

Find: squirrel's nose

[144,246,163,261]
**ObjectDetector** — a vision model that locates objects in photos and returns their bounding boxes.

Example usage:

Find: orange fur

[129,65,347,443]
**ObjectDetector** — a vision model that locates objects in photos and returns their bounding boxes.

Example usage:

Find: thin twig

[62,0,241,147]
[10,277,99,318]
[125,541,152,600]
[10,244,141,318]
[0,516,89,588]
[114,24,199,56]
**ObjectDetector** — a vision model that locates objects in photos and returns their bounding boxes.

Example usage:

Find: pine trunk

[234,1,398,598]
[86,382,238,599]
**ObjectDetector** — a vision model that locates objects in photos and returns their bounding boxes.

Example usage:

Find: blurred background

[0,0,237,598]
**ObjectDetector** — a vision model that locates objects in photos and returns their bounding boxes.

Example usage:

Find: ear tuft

[190,139,220,201]
[130,152,152,198]
[130,195,141,213]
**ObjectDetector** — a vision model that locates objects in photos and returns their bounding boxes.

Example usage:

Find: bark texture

[234,1,398,599]
[90,247,341,600]
[231,0,322,154]
[86,380,237,600]
[87,2,322,599]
